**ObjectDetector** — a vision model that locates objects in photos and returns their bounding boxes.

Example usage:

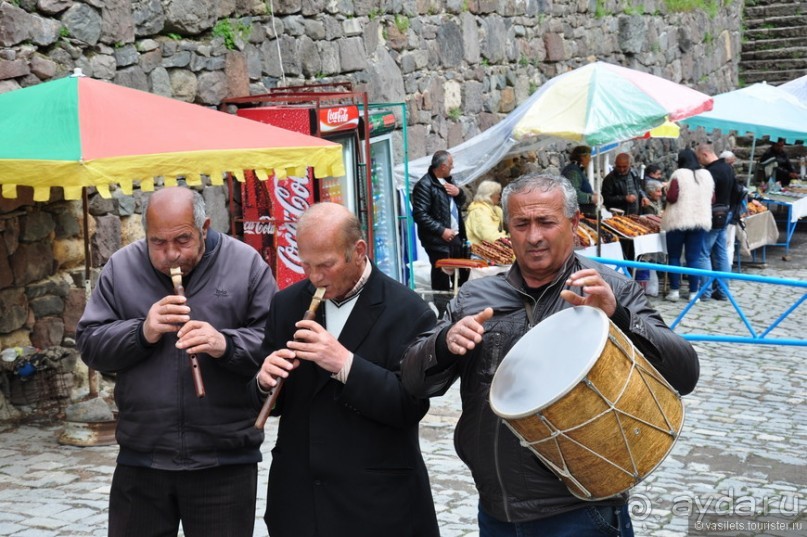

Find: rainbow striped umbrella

[0,72,345,201]
[513,62,713,146]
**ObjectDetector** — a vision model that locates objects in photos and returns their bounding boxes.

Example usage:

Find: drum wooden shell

[490,306,684,501]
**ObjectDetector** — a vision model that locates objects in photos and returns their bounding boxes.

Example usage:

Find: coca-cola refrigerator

[235,104,370,289]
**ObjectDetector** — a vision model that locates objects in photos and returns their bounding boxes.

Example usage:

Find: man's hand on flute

[142,294,189,344]
[257,349,299,391]
[176,321,228,358]
[287,319,351,374]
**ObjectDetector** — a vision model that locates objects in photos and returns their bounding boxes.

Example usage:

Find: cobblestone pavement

[1,235,805,537]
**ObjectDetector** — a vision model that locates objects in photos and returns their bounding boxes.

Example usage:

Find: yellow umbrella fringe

[120,180,134,195]
[64,186,83,200]
[274,168,287,179]
[140,178,155,192]
[209,172,225,186]
[185,174,203,186]
[2,184,17,199]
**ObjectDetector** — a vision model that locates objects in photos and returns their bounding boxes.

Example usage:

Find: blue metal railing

[590,257,807,346]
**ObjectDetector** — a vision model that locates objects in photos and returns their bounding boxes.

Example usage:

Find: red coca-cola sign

[318,106,359,133]
[270,173,315,289]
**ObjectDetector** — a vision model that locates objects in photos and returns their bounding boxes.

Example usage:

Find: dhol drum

[489,306,684,500]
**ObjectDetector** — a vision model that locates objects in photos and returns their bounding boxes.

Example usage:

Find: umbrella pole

[594,147,602,256]
[82,188,98,399]
[747,135,758,185]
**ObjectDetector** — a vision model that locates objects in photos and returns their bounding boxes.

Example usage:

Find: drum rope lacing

[510,324,683,497]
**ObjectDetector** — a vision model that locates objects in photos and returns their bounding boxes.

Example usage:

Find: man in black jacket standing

[601,152,648,215]
[412,150,468,315]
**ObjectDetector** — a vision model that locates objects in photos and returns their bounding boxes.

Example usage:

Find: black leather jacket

[411,170,467,254]
[402,255,699,523]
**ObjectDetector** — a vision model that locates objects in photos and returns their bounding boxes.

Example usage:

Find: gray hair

[502,173,579,223]
[719,150,736,163]
[141,188,207,233]
[473,180,502,203]
[645,180,663,193]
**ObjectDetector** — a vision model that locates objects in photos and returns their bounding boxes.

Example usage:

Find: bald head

[140,187,209,277]
[614,153,631,175]
[297,202,367,300]
[142,186,206,233]
[696,142,718,166]
[298,202,363,260]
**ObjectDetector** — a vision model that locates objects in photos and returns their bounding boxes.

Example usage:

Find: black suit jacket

[257,265,439,537]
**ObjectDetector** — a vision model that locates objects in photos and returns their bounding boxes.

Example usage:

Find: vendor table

[735,211,779,269]
[620,232,667,258]
[760,194,807,255]
[469,241,627,280]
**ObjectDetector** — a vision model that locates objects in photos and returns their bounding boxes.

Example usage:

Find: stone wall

[0,0,744,351]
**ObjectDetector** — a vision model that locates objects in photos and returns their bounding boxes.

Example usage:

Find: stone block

[11,242,55,287]
[31,317,65,348]
[0,287,28,333]
[62,287,86,337]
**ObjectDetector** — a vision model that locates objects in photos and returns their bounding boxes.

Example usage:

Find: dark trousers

[479,503,633,537]
[426,242,468,317]
[109,463,258,537]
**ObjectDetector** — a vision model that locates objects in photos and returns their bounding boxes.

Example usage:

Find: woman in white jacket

[661,148,714,301]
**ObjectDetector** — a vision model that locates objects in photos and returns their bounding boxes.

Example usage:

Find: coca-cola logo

[327,108,349,125]
[243,217,275,235]
[319,106,359,133]
[274,175,312,276]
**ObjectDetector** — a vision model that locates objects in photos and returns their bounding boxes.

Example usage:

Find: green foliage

[623,3,645,15]
[213,19,252,50]
[461,0,469,13]
[529,81,538,95]
[518,55,530,67]
[665,0,721,18]
[368,8,381,20]
[394,14,410,33]
[703,31,714,44]
[595,0,612,18]
[58,26,70,38]
[448,107,462,120]
[167,33,182,40]
[481,57,490,66]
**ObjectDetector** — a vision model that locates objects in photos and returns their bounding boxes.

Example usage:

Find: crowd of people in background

[415,135,791,305]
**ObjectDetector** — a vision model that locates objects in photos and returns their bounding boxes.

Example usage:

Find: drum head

[490,306,609,419]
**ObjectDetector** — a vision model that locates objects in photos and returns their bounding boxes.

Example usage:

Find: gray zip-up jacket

[401,254,698,523]
[77,229,277,469]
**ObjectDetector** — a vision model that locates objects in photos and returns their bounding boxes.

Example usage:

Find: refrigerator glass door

[319,134,357,214]
[370,135,402,281]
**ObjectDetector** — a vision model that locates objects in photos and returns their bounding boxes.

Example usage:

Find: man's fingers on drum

[474,307,494,324]
[560,289,584,305]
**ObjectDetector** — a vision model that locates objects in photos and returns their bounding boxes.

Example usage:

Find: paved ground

[1,227,805,537]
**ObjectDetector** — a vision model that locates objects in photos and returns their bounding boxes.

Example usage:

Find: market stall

[758,188,807,256]
[735,210,779,268]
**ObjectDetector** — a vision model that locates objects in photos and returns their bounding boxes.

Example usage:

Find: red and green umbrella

[0,73,345,201]
[512,61,713,146]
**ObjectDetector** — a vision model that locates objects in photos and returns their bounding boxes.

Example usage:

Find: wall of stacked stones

[0,0,742,350]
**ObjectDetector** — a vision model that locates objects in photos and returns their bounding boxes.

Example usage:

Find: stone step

[741,45,807,61]
[744,14,807,29]
[745,3,806,19]
[741,57,807,72]
[742,36,807,52]
[742,68,807,85]
[746,0,802,7]
[744,25,807,40]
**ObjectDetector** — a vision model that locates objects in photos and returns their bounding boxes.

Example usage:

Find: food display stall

[601,215,667,259]
[735,199,779,268]
[757,184,807,257]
